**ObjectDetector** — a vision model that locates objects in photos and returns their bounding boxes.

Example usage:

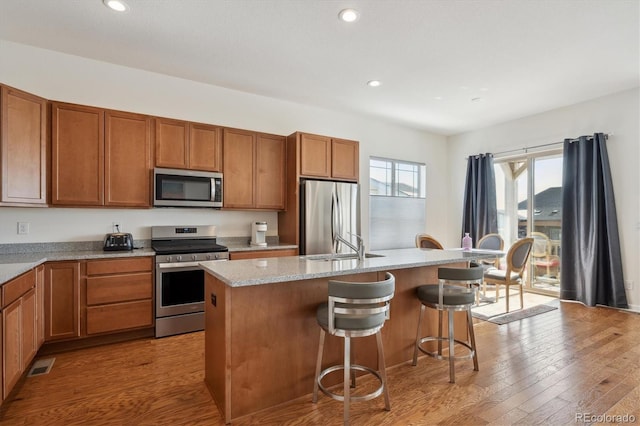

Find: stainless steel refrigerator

[300,179,360,255]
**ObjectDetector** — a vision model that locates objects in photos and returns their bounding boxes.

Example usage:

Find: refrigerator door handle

[331,189,337,250]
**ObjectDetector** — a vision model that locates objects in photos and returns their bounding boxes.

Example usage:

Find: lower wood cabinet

[43,257,154,342]
[85,257,153,335]
[44,261,81,341]
[1,269,39,400]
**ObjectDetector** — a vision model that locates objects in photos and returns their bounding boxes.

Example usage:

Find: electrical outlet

[112,221,121,232]
[624,280,633,290]
[17,222,30,235]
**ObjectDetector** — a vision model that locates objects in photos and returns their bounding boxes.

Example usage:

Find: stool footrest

[317,364,384,403]
[415,336,475,361]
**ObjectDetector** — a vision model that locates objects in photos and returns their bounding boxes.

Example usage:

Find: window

[370,157,425,197]
[369,157,426,250]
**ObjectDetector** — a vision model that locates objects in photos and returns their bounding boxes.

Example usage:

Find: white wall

[0,40,446,245]
[447,88,640,311]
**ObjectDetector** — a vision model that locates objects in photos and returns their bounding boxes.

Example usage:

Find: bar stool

[412,266,483,383]
[313,272,395,425]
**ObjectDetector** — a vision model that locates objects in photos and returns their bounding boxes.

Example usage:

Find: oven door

[155,262,207,318]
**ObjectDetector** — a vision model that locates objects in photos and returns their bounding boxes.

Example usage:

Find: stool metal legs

[413,304,479,383]
[313,329,391,425]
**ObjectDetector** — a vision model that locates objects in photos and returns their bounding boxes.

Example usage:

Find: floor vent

[27,358,55,377]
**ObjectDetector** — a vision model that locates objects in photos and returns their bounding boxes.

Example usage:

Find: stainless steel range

[151,225,229,338]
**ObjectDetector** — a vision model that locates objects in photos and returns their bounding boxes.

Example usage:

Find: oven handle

[157,259,228,269]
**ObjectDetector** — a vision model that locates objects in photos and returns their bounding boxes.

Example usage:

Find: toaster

[103,232,134,251]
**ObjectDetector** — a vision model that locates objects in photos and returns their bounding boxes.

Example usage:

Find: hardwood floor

[2,301,639,425]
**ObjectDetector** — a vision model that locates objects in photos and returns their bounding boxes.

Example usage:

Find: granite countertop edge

[0,249,157,286]
[200,248,499,288]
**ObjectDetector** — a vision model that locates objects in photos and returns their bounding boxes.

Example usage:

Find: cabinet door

[255,134,286,210]
[51,103,104,206]
[155,118,188,169]
[44,262,81,341]
[331,138,359,181]
[223,128,255,208]
[35,265,45,348]
[21,288,37,369]
[0,86,47,205]
[300,133,331,178]
[189,123,222,171]
[3,298,21,399]
[105,110,152,207]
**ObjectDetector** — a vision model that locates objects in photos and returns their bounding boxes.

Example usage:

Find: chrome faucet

[335,233,365,261]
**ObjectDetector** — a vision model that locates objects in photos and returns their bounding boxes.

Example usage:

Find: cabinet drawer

[2,269,35,308]
[86,300,153,335]
[86,272,152,305]
[86,257,153,276]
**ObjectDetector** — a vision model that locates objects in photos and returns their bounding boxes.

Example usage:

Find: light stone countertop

[200,248,501,287]
[0,249,157,285]
[0,240,298,286]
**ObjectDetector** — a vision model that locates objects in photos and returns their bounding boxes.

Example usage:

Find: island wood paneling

[203,264,470,423]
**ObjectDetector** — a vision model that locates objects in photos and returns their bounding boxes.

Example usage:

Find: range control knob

[214,254,219,260]
[166,256,172,263]
[176,255,182,262]
[206,254,212,260]
[192,255,197,261]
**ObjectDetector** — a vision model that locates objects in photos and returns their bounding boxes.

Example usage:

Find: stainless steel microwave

[154,168,223,208]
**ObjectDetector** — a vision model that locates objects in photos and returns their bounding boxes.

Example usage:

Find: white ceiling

[1,0,638,135]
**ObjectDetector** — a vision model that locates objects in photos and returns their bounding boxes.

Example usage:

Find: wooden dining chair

[415,234,444,249]
[483,238,534,312]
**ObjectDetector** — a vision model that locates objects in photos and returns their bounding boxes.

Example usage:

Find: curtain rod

[486,133,609,158]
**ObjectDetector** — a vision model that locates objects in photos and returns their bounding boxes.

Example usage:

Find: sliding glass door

[494,150,563,295]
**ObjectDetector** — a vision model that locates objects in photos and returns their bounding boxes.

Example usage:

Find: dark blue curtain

[461,154,498,247]
[560,133,628,308]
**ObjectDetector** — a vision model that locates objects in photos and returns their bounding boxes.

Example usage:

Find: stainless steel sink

[303,253,385,261]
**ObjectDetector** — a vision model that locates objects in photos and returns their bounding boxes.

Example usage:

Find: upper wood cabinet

[299,133,359,181]
[256,133,286,210]
[223,129,286,210]
[51,103,104,206]
[0,85,47,205]
[105,110,153,207]
[51,102,152,207]
[155,118,222,172]
[331,138,359,181]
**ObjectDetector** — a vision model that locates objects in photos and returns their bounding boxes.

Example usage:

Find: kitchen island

[200,248,498,424]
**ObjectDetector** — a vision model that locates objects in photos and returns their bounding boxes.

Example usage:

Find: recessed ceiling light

[339,9,360,23]
[471,97,483,102]
[434,96,443,101]
[103,0,129,12]
[367,80,381,87]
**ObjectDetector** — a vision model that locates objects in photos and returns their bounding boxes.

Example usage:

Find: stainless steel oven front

[155,251,228,338]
